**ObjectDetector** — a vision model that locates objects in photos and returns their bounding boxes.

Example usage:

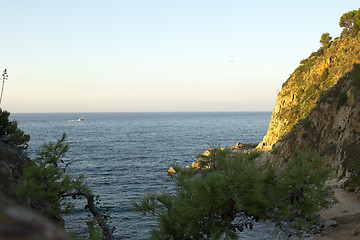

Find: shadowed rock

[0,192,70,240]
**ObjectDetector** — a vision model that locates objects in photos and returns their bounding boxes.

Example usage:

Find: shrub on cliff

[320,33,332,48]
[0,108,30,149]
[134,149,331,239]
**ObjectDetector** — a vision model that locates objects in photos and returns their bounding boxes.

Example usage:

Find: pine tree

[16,133,115,240]
[0,108,30,149]
[134,149,331,239]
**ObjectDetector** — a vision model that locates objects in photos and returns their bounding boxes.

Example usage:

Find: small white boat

[76,117,85,121]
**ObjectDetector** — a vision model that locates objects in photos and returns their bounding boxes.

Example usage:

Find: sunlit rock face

[257,35,360,151]
[259,64,360,184]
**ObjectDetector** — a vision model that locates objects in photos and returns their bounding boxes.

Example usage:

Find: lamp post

[0,69,8,107]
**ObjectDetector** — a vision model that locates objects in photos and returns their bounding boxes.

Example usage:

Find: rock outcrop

[258,35,360,150]
[254,13,360,189]
[268,64,360,176]
[275,66,360,187]
[230,142,257,151]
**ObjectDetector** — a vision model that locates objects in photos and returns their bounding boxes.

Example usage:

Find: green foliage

[339,8,360,36]
[320,33,332,47]
[298,56,318,73]
[134,149,331,239]
[87,218,104,240]
[274,151,331,223]
[0,108,30,149]
[16,133,91,218]
[320,68,330,82]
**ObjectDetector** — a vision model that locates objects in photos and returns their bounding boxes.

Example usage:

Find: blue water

[12,112,279,239]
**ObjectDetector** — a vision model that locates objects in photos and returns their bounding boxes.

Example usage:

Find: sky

[0,1,359,113]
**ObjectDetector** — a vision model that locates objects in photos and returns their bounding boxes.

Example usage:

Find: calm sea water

[11,112,290,239]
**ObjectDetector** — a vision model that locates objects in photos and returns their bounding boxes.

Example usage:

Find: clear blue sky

[0,1,359,113]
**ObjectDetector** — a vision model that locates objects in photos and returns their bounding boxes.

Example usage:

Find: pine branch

[63,191,115,240]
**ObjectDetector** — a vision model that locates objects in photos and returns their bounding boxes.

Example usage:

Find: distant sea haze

[11,112,295,239]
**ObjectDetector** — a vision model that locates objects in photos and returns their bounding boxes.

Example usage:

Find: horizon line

[11,110,273,114]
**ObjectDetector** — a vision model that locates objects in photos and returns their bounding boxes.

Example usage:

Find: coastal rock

[323,220,338,230]
[348,230,359,236]
[230,142,257,151]
[167,148,225,173]
[167,167,176,174]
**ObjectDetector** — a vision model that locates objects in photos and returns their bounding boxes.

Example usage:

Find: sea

[10,112,297,240]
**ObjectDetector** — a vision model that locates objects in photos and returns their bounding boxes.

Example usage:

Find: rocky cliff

[258,33,360,150]
[263,64,360,177]
[255,10,360,188]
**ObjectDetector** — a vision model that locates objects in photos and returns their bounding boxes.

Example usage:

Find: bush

[320,68,330,82]
[134,149,331,239]
[0,108,30,149]
[320,33,332,48]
